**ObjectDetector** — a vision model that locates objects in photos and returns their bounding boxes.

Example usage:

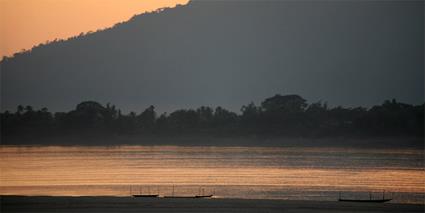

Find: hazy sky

[0,0,189,57]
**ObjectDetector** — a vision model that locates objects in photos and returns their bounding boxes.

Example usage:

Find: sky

[0,0,189,58]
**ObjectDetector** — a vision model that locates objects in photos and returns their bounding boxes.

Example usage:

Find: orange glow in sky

[0,0,189,58]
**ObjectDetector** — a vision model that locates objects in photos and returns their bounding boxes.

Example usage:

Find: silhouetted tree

[64,101,108,130]
[261,94,307,113]
[213,106,238,126]
[137,105,156,131]
[17,105,24,115]
[167,109,199,131]
[1,95,423,139]
[196,106,214,128]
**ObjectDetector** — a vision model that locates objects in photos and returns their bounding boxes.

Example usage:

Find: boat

[163,194,213,199]
[163,195,198,199]
[195,194,213,198]
[163,185,214,199]
[338,198,392,203]
[132,194,159,198]
[194,187,213,198]
[130,186,159,198]
[338,191,392,203]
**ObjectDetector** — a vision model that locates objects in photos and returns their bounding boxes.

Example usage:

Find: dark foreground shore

[1,196,423,213]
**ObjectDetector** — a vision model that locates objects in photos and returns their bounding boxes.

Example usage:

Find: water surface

[1,146,423,203]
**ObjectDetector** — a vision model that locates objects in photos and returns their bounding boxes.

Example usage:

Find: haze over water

[1,145,423,204]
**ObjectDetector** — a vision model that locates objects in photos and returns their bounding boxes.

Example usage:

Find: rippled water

[0,145,423,204]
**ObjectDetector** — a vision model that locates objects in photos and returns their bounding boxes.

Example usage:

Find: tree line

[1,94,423,138]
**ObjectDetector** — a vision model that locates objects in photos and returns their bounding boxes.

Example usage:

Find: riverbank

[1,196,423,213]
[2,134,423,149]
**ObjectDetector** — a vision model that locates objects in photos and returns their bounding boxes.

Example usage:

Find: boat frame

[338,191,392,203]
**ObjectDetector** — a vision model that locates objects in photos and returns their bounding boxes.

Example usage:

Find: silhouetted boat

[195,194,213,198]
[338,191,392,203]
[163,194,213,199]
[130,186,159,198]
[163,195,198,198]
[338,198,392,203]
[195,187,213,198]
[163,185,214,198]
[132,194,159,198]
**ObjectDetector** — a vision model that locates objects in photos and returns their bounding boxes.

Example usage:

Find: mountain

[1,0,423,113]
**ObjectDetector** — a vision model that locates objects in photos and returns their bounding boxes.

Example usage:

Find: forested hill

[1,1,423,113]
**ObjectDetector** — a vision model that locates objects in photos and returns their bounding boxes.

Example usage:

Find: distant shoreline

[1,135,423,149]
[1,196,423,213]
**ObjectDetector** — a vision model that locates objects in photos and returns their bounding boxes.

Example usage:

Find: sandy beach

[1,196,423,213]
